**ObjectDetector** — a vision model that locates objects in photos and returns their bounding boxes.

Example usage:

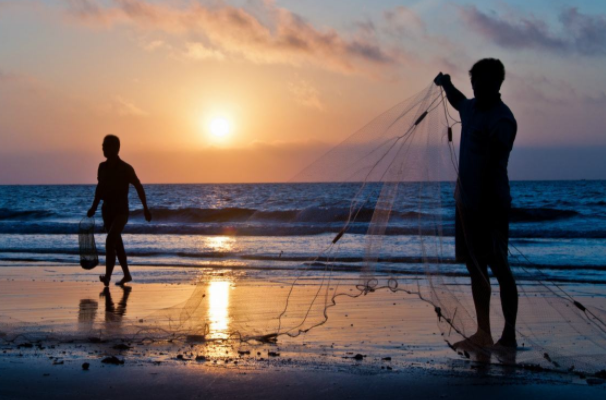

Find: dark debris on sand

[101,356,124,365]
[342,354,366,361]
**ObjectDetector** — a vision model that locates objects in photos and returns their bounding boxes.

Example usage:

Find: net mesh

[78,216,99,270]
[1,81,606,374]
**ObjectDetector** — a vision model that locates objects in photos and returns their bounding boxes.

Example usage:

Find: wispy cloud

[288,76,324,111]
[183,42,226,61]
[104,95,148,117]
[459,5,606,56]
[383,6,426,38]
[61,0,410,75]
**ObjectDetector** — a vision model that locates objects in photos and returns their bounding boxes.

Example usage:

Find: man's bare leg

[456,261,494,348]
[492,258,518,347]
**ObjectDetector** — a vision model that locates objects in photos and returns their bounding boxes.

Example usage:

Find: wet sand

[2,356,606,400]
[1,265,605,399]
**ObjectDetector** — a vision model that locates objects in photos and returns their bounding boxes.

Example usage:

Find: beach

[1,265,606,399]
[4,0,606,397]
[1,182,606,397]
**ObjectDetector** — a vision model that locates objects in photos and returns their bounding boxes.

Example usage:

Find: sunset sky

[1,0,606,183]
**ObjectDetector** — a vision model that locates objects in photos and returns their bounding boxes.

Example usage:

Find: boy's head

[102,135,120,158]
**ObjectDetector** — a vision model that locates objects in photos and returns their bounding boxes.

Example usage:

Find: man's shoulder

[497,101,516,121]
[458,98,474,116]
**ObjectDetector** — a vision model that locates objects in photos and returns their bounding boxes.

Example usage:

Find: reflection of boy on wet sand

[101,286,132,324]
[77,286,132,333]
[88,135,152,287]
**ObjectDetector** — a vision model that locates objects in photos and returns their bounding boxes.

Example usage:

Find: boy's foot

[99,275,110,287]
[115,275,132,286]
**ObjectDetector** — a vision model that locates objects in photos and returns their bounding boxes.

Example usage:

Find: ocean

[0,181,605,284]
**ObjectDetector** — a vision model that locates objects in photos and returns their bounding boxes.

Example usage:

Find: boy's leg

[115,235,132,283]
[102,215,128,286]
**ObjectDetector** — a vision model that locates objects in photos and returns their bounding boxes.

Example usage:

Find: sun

[209,117,231,139]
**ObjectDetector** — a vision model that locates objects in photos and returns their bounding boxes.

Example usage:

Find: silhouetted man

[88,135,152,286]
[435,58,518,349]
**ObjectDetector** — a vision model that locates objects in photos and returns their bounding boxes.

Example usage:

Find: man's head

[102,135,120,158]
[469,58,505,102]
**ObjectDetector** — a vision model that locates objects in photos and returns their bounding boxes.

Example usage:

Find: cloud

[383,6,426,37]
[459,5,606,56]
[183,42,226,61]
[287,76,324,111]
[0,70,14,82]
[143,39,167,52]
[559,7,606,55]
[104,96,148,117]
[61,0,409,75]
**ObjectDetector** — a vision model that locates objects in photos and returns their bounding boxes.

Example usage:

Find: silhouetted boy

[435,58,518,348]
[88,135,152,286]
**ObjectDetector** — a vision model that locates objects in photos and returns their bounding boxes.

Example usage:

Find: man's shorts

[455,205,509,265]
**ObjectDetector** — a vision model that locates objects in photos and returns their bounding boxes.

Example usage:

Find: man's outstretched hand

[434,72,451,87]
[87,208,96,218]
[144,208,152,222]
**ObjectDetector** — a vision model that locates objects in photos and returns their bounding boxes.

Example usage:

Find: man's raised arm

[434,73,466,112]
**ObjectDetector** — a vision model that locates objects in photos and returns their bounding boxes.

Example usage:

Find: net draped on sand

[2,81,606,374]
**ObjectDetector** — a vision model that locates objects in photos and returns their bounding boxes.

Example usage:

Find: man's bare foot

[115,275,132,286]
[454,331,494,350]
[494,336,517,349]
[99,275,110,287]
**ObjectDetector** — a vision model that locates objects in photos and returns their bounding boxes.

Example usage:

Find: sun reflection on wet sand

[208,280,230,339]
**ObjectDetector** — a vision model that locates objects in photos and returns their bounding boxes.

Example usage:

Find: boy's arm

[434,73,467,111]
[130,168,152,222]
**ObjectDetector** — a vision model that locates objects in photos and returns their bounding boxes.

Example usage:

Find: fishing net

[1,80,606,375]
[149,81,606,373]
[78,216,99,270]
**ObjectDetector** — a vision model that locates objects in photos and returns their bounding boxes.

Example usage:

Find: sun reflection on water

[206,236,235,252]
